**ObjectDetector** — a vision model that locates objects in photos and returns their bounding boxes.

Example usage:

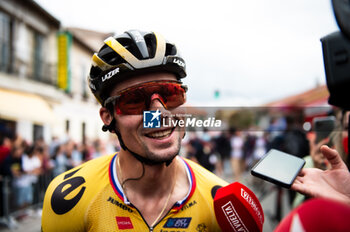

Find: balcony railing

[1,57,58,87]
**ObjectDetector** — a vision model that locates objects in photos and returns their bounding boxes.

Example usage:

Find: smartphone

[251,149,305,188]
[313,116,335,143]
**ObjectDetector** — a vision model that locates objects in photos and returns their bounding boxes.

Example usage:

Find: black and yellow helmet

[88,29,187,106]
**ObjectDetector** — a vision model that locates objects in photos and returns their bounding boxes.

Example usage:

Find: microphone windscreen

[214,182,264,232]
[275,198,350,232]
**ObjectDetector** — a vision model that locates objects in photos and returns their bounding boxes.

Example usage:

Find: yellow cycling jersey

[42,154,228,232]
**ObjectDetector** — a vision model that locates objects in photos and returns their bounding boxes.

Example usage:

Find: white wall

[16,120,32,143]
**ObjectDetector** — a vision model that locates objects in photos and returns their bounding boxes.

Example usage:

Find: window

[33,124,44,141]
[0,11,12,73]
[81,64,88,100]
[0,118,16,139]
[33,32,44,81]
[82,122,86,143]
[65,120,70,133]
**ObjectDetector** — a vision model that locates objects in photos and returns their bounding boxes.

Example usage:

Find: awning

[0,88,56,124]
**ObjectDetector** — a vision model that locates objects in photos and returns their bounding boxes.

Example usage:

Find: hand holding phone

[251,149,305,188]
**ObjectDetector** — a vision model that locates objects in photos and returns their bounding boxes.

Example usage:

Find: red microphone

[214,182,264,232]
[275,198,350,232]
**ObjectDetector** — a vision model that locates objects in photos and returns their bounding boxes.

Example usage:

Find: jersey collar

[108,154,196,208]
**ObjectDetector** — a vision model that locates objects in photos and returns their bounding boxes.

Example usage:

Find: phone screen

[251,149,305,188]
[313,116,335,143]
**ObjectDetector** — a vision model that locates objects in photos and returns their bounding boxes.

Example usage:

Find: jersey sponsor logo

[107,196,133,213]
[196,223,208,232]
[181,200,197,211]
[116,216,133,230]
[164,217,192,228]
[160,230,186,232]
[51,168,86,215]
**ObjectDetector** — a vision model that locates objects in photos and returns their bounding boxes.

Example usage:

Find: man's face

[109,72,185,163]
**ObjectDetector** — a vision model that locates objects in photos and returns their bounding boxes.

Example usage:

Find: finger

[290,182,299,191]
[293,177,302,185]
[316,137,330,149]
[297,168,306,177]
[291,181,304,193]
[320,145,348,170]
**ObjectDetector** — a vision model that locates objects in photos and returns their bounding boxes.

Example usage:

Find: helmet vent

[144,33,157,59]
[98,44,126,66]
[166,43,177,56]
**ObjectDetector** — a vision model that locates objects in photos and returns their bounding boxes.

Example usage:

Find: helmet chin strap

[102,118,175,166]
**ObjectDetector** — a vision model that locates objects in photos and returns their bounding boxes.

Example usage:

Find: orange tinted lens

[115,82,186,115]
[116,90,146,114]
[156,83,186,108]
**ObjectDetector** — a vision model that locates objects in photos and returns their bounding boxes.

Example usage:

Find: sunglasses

[104,80,187,115]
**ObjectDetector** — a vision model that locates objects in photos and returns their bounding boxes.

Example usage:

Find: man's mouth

[145,128,174,139]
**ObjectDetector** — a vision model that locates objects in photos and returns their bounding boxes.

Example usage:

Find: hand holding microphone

[213,182,264,232]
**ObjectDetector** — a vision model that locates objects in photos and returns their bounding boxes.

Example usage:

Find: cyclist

[42,29,228,231]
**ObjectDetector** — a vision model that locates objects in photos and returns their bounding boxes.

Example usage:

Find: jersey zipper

[149,203,178,232]
[131,202,176,232]
[129,203,154,232]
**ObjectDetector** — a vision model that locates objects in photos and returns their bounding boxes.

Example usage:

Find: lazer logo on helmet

[102,67,120,82]
[173,58,185,68]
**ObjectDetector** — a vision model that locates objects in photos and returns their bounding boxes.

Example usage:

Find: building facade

[0,0,110,144]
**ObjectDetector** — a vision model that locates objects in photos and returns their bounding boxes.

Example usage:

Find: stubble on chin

[143,136,182,163]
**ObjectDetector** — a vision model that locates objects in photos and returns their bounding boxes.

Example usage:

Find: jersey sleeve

[41,155,113,232]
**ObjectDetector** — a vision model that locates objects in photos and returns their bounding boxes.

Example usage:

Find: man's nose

[149,93,166,110]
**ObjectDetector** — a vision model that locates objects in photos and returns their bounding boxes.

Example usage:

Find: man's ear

[100,107,113,126]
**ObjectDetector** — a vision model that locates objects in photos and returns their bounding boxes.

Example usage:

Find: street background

[0,0,346,231]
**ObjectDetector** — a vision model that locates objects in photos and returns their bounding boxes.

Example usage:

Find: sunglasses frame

[104,80,188,115]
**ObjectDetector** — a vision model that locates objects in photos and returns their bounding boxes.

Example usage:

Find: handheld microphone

[213,182,264,232]
[275,198,350,232]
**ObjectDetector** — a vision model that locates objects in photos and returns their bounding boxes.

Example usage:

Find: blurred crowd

[183,108,349,223]
[184,129,267,181]
[0,108,348,225]
[0,133,121,219]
